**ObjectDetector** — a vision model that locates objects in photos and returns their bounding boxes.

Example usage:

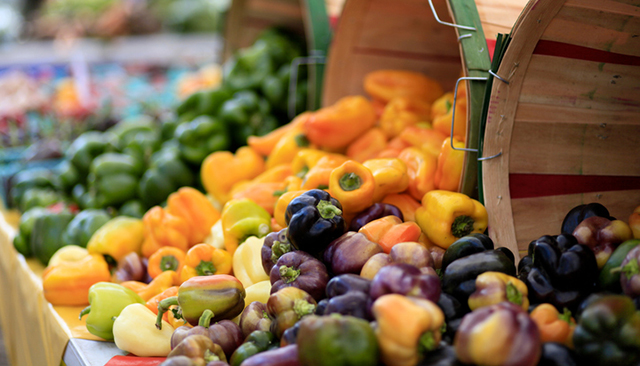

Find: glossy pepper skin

[217,91,279,147]
[87,152,144,208]
[114,303,175,357]
[358,215,422,254]
[620,245,640,297]
[167,187,221,247]
[323,232,383,275]
[530,304,575,348]
[572,216,633,268]
[167,334,227,365]
[267,287,317,338]
[328,160,376,217]
[65,131,118,174]
[221,199,271,255]
[13,207,48,256]
[171,311,243,360]
[573,295,640,366]
[468,272,529,311]
[598,239,640,292]
[138,146,195,208]
[78,282,145,340]
[346,127,388,163]
[87,216,145,262]
[362,158,410,203]
[398,147,437,201]
[372,294,444,366]
[381,193,421,223]
[63,209,111,248]
[239,302,273,337]
[148,247,186,279]
[141,206,191,258]
[348,203,404,232]
[300,155,349,191]
[229,330,278,366]
[10,168,60,209]
[454,301,541,366]
[261,228,293,275]
[561,202,613,235]
[285,189,346,257]
[434,138,465,192]
[440,233,495,272]
[297,315,379,366]
[370,263,441,303]
[270,251,329,302]
[180,243,232,283]
[30,210,74,265]
[518,234,598,312]
[240,344,299,366]
[416,190,488,249]
[379,97,431,138]
[174,115,230,165]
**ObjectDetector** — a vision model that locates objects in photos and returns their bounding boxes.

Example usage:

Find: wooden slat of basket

[474,0,528,40]
[515,103,640,125]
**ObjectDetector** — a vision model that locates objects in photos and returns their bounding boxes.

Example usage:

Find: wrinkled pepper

[233,236,270,289]
[468,271,529,311]
[363,70,444,105]
[179,243,232,283]
[87,216,145,263]
[141,206,191,258]
[530,303,575,348]
[167,187,221,247]
[572,216,633,268]
[381,193,421,222]
[201,146,265,204]
[346,127,388,163]
[434,137,465,192]
[359,215,422,253]
[328,160,375,217]
[79,282,146,340]
[221,198,271,255]
[300,154,349,191]
[113,303,175,357]
[372,294,444,366]
[148,246,186,279]
[379,96,431,138]
[362,158,410,203]
[416,190,488,249]
[398,147,437,201]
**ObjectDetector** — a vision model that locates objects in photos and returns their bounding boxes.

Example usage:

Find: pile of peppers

[18,67,640,366]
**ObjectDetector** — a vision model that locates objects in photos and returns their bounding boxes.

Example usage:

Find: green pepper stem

[293,299,316,319]
[317,200,342,220]
[199,309,214,328]
[279,265,301,283]
[160,255,180,272]
[621,259,640,278]
[204,349,220,363]
[559,308,574,325]
[339,172,362,192]
[79,306,91,320]
[156,296,179,330]
[271,241,292,264]
[294,134,310,148]
[196,260,217,276]
[506,282,523,306]
[418,331,437,355]
[451,215,475,238]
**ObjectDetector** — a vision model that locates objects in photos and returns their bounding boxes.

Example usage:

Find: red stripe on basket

[533,40,640,66]
[487,38,497,61]
[509,174,640,199]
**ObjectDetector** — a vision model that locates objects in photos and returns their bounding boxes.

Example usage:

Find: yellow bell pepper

[180,243,233,283]
[364,70,444,105]
[434,137,465,192]
[113,303,175,357]
[265,112,312,169]
[372,294,445,366]
[431,92,453,121]
[291,149,329,178]
[201,146,265,204]
[221,199,272,255]
[167,187,221,247]
[274,190,306,229]
[232,236,270,289]
[120,270,178,302]
[416,190,488,249]
[329,160,376,217]
[87,216,145,262]
[346,127,388,163]
[362,158,410,202]
[231,181,287,216]
[398,147,437,201]
[48,245,89,267]
[141,206,191,258]
[432,83,467,142]
[248,114,307,157]
[379,97,432,138]
[243,280,272,305]
[468,272,530,311]
[301,154,349,191]
[42,248,111,306]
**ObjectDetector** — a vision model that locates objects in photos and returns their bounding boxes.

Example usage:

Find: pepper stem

[317,200,342,220]
[198,309,214,328]
[204,349,220,363]
[196,260,217,276]
[293,299,316,319]
[451,215,475,238]
[160,255,179,272]
[156,296,179,330]
[506,282,523,306]
[79,306,91,320]
[621,259,640,278]
[558,308,574,324]
[279,265,301,283]
[339,172,362,192]
[271,241,292,264]
[418,331,437,355]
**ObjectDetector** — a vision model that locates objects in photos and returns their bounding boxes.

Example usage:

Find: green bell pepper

[229,330,278,366]
[256,28,304,67]
[573,295,640,366]
[30,211,75,265]
[10,168,59,209]
[19,187,65,212]
[119,200,146,219]
[223,41,275,92]
[109,115,157,149]
[66,131,118,174]
[138,146,195,207]
[599,239,640,293]
[13,207,49,256]
[55,161,80,193]
[79,282,145,340]
[122,130,162,165]
[62,209,111,248]
[174,115,231,165]
[218,91,278,147]
[72,184,97,210]
[87,152,144,208]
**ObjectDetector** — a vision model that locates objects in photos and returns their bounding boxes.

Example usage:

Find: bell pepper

[10,168,60,209]
[201,146,265,204]
[380,97,432,138]
[397,125,448,159]
[468,271,529,311]
[376,136,412,159]
[261,228,293,275]
[141,206,191,258]
[205,220,225,250]
[304,96,377,150]
[118,200,146,219]
[630,205,640,239]
[243,280,272,307]
[121,130,162,168]
[180,243,232,283]
[267,287,317,338]
[431,92,453,120]
[113,303,175,357]
[221,198,271,255]
[239,302,273,337]
[573,295,640,366]
[170,311,242,357]
[87,152,144,208]
[290,149,329,177]
[248,119,302,157]
[174,115,230,165]
[297,314,379,366]
[362,158,410,203]
[78,282,146,340]
[300,155,349,191]
[167,334,227,364]
[229,330,278,366]
[232,236,270,288]
[346,127,388,163]
[349,203,404,232]
[358,215,422,253]
[360,253,391,280]
[572,216,633,268]
[265,114,312,169]
[455,301,541,366]
[381,193,421,223]
[561,202,613,235]
[323,232,383,276]
[112,252,147,283]
[146,286,188,329]
[270,251,329,302]
[440,233,495,271]
[176,87,232,118]
[388,242,436,271]
[372,294,444,366]
[87,216,145,262]
[231,182,286,216]
[218,91,279,147]
[18,188,65,212]
[148,247,186,279]
[328,160,376,217]
[398,147,437,201]
[65,130,118,174]
[518,234,598,312]
[432,89,467,143]
[434,138,464,192]
[620,245,640,297]
[138,145,195,208]
[30,210,75,265]
[370,263,441,303]
[599,239,640,292]
[48,245,89,267]
[239,344,298,366]
[530,303,576,348]
[42,249,111,305]
[364,70,444,105]
[63,209,111,248]
[167,187,221,247]
[285,189,346,257]
[273,190,305,229]
[121,270,178,302]
[13,206,49,256]
[416,190,488,249]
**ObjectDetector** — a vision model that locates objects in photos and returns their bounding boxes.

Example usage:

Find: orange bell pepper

[180,243,233,283]
[434,137,465,192]
[377,136,412,159]
[248,115,307,156]
[431,92,453,121]
[201,146,265,204]
[43,252,111,306]
[364,70,444,105]
[381,193,421,222]
[166,187,221,247]
[432,84,467,142]
[141,206,191,258]
[629,205,640,239]
[362,158,410,202]
[120,270,178,302]
[379,97,432,138]
[371,98,387,118]
[304,96,377,150]
[147,246,186,279]
[251,164,293,184]
[329,160,376,217]
[231,181,287,216]
[301,155,349,190]
[274,190,305,228]
[265,115,312,169]
[145,286,189,329]
[530,304,576,348]
[358,215,422,253]
[346,127,388,163]
[397,125,447,158]
[398,147,437,201]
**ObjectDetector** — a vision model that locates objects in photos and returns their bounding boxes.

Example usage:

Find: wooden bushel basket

[481,0,640,260]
